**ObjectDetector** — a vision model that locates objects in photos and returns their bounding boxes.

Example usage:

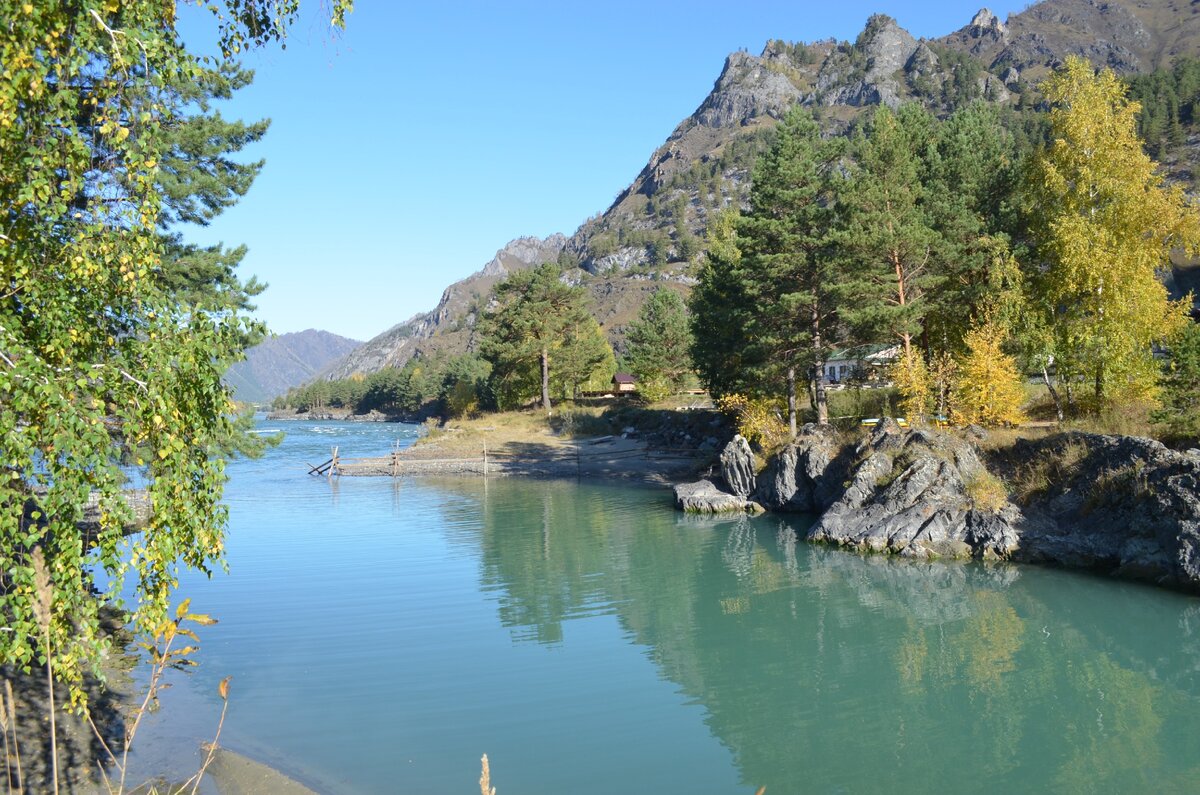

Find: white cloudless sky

[177,1,1027,342]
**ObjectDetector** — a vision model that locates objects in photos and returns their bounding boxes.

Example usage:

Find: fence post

[483,442,488,477]
[330,446,339,478]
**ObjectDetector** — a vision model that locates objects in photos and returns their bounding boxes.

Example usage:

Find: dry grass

[970,424,1057,452]
[415,410,571,456]
[479,754,495,795]
[1065,402,1157,439]
[1084,461,1153,512]
[964,470,1008,513]
[1004,436,1090,505]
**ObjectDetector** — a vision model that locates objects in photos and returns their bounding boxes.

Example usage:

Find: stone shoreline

[674,421,1200,595]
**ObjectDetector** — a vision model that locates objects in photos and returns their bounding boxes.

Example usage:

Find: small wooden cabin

[612,372,637,393]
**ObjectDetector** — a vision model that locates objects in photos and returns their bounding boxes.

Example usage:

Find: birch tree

[1025,56,1200,411]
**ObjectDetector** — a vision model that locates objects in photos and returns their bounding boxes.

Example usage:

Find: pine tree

[552,316,614,401]
[1025,56,1200,412]
[734,106,844,431]
[154,62,272,350]
[689,210,758,400]
[922,103,1021,352]
[625,288,693,397]
[478,264,600,412]
[837,105,943,421]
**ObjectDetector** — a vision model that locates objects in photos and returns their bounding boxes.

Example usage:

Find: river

[129,419,1200,793]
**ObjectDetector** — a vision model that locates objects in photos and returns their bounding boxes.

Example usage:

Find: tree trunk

[1041,365,1064,423]
[787,366,797,439]
[811,301,828,425]
[893,250,913,359]
[541,347,551,413]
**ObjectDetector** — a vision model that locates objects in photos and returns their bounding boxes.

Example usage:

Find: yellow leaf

[218,676,231,701]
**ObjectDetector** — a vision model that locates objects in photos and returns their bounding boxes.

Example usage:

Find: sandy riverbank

[5,617,323,795]
[204,749,321,795]
[338,433,708,485]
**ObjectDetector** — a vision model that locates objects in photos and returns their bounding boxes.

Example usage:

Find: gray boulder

[755,423,844,512]
[673,480,763,514]
[720,435,757,498]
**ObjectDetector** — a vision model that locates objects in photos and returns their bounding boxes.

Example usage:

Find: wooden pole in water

[483,442,488,477]
[330,446,338,478]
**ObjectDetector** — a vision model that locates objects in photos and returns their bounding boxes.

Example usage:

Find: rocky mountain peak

[857,14,920,80]
[480,234,568,277]
[693,50,805,129]
[968,8,1008,39]
[817,14,919,108]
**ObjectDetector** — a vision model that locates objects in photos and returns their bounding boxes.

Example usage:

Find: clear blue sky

[178,1,1027,342]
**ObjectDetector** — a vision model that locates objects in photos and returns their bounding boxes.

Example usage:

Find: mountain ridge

[226,329,361,404]
[323,0,1200,383]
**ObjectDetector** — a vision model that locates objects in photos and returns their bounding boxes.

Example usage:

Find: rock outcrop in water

[805,420,1021,561]
[673,479,762,514]
[756,423,846,513]
[674,422,1200,593]
[719,435,757,498]
[673,435,764,513]
[987,433,1200,589]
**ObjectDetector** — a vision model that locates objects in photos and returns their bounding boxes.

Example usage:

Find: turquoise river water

[130,419,1200,794]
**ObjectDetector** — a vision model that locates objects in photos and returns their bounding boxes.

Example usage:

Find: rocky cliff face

[325,0,1200,382]
[816,14,920,108]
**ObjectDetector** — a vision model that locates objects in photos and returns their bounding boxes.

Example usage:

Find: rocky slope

[327,0,1200,380]
[677,421,1200,593]
[322,235,566,380]
[224,329,360,404]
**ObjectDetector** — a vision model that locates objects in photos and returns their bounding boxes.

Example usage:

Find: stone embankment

[674,420,1200,593]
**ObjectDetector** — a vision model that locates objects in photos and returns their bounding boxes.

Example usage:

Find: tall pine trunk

[541,346,551,413]
[787,366,797,438]
[811,300,828,425]
[892,249,914,360]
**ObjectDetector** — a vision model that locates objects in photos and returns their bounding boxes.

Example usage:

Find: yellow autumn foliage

[717,393,790,450]
[890,348,931,423]
[952,321,1027,427]
[1029,56,1199,409]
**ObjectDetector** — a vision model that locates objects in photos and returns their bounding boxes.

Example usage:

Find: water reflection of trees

[460,480,1200,793]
